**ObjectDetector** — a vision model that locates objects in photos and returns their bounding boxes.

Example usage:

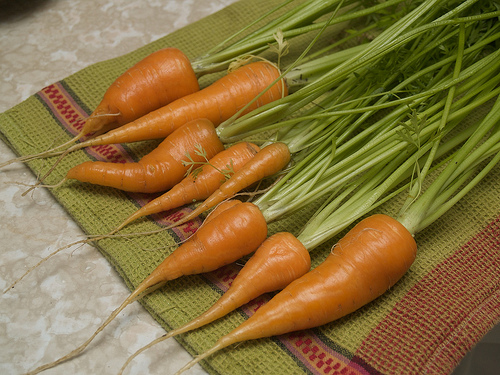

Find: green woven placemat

[1,1,499,374]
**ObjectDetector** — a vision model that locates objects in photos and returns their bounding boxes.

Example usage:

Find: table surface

[0,1,498,375]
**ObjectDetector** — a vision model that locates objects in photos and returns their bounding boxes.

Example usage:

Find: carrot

[202,199,243,224]
[113,141,260,231]
[84,48,200,136]
[25,201,268,375]
[118,231,311,375]
[0,48,199,168]
[176,214,417,374]
[39,118,225,194]
[167,141,291,228]
[58,61,286,152]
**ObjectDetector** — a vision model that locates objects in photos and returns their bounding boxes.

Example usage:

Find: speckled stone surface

[0,1,237,374]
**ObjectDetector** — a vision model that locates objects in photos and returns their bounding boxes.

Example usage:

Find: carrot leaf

[183,144,235,181]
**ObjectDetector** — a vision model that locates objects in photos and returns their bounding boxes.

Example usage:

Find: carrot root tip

[20,177,68,197]
[118,333,172,375]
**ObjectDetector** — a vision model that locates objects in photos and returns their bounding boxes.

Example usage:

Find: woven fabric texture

[1,1,499,374]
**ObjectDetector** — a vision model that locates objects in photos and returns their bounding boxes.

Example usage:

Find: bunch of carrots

[2,0,500,374]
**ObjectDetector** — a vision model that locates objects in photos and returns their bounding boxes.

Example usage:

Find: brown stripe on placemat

[353,216,500,375]
[148,205,202,241]
[204,263,240,291]
[86,143,134,163]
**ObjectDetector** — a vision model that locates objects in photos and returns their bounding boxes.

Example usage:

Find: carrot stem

[398,95,500,234]
[191,0,393,75]
[295,83,500,249]
[254,22,500,243]
[216,4,500,142]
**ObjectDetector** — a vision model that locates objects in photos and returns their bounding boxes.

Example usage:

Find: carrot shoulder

[114,142,260,231]
[74,61,287,148]
[177,214,417,373]
[65,118,224,193]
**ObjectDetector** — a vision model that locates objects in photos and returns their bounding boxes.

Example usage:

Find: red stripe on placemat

[38,83,88,136]
[149,204,202,240]
[37,82,134,163]
[284,332,372,375]
[353,216,500,375]
[205,265,373,375]
[86,143,134,163]
[37,82,201,241]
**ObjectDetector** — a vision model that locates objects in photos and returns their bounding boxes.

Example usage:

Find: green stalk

[418,142,500,229]
[297,150,423,250]
[200,0,296,57]
[295,94,498,250]
[284,43,369,90]
[276,37,500,172]
[255,59,500,223]
[246,0,500,254]
[216,2,500,142]
[295,136,461,250]
[277,68,500,202]
[280,29,495,152]
[228,0,468,144]
[191,0,366,76]
[398,97,500,234]
[398,22,466,212]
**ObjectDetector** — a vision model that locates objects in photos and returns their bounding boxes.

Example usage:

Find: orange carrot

[168,141,291,228]
[118,232,311,375]
[176,214,417,374]
[63,118,224,193]
[202,199,243,224]
[25,201,268,375]
[0,48,199,169]
[83,47,200,137]
[113,142,260,231]
[64,61,287,150]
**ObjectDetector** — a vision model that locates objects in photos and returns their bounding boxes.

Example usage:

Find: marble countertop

[0,1,237,374]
